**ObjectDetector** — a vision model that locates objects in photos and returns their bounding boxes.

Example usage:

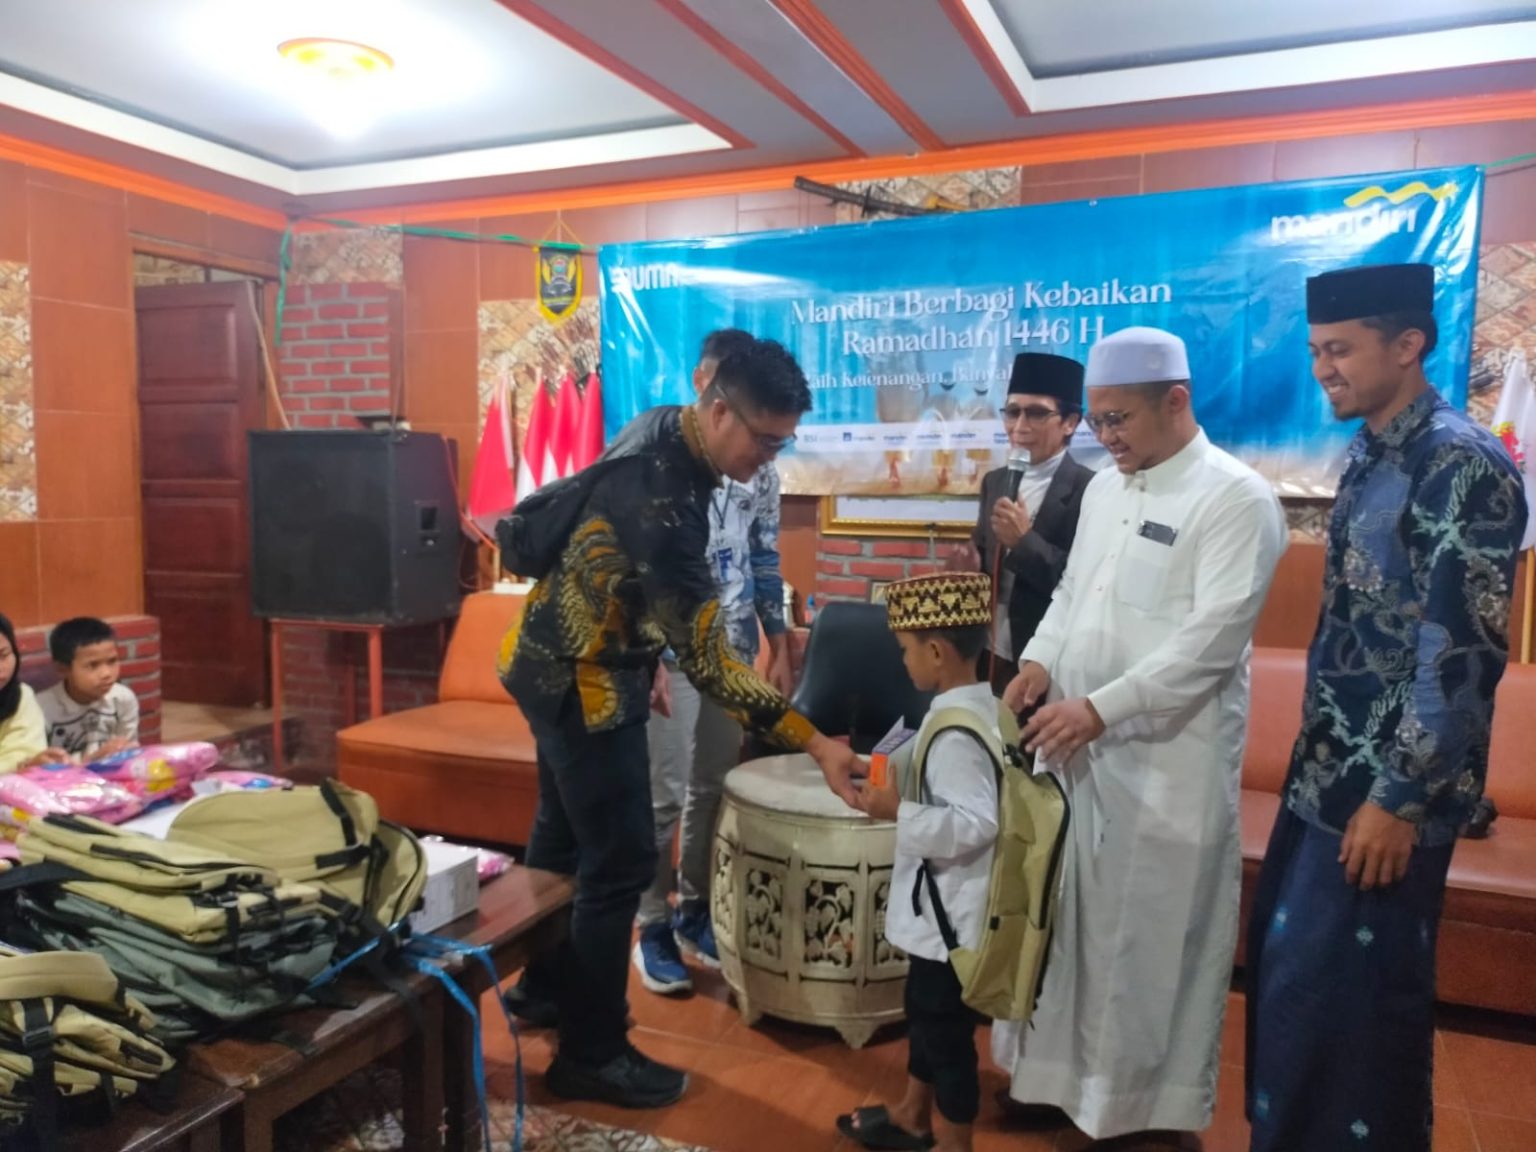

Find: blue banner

[600,166,1482,496]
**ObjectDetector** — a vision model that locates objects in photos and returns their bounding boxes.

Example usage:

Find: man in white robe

[994,326,1287,1141]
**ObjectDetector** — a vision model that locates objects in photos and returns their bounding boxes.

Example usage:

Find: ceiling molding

[490,0,753,150]
[653,0,863,157]
[0,128,288,228]
[332,87,1536,225]
[766,0,947,152]
[936,0,1030,117]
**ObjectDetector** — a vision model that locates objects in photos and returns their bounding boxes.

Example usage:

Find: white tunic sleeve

[896,730,1000,862]
[1087,486,1286,730]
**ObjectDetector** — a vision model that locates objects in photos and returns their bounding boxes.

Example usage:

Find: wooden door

[136,281,267,706]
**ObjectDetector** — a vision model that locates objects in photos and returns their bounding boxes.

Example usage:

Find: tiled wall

[0,159,283,631]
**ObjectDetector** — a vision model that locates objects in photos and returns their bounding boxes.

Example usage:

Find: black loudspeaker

[248,430,462,624]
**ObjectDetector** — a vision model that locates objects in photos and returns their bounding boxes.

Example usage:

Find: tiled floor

[480,963,1536,1152]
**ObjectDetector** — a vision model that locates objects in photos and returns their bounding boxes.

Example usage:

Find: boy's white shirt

[36,682,140,758]
[884,681,1000,963]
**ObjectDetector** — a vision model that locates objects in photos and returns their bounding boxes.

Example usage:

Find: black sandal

[835,1105,936,1150]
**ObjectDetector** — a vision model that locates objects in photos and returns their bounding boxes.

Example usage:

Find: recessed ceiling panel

[0,0,685,166]
[992,0,1536,77]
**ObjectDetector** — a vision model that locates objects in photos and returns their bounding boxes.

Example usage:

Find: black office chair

[786,600,934,754]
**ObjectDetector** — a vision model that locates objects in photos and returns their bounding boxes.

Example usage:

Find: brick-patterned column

[278,283,402,429]
[815,538,943,603]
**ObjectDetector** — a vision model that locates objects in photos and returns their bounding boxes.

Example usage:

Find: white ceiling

[0,0,685,165]
[995,0,1536,77]
[0,0,1531,210]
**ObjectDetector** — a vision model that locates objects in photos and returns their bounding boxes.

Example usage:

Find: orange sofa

[337,589,540,848]
[1240,647,1536,1017]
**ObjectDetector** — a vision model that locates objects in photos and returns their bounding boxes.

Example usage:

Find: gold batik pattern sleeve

[622,489,813,749]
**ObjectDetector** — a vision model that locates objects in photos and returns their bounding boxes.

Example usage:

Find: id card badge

[1137,520,1179,547]
[712,546,734,582]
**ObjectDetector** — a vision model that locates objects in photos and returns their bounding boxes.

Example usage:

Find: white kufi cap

[1084,326,1190,388]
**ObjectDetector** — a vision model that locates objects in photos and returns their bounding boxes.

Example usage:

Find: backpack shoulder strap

[910,702,1011,955]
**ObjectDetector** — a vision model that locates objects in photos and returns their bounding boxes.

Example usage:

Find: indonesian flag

[1492,349,1536,550]
[576,371,604,470]
[467,376,518,537]
[517,374,554,497]
[550,370,583,480]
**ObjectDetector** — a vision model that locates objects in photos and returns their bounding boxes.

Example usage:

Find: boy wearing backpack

[838,572,1000,1152]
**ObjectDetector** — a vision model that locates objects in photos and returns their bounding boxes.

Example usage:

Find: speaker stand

[269,619,386,776]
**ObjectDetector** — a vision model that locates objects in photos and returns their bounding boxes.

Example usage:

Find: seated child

[36,617,140,761]
[0,613,65,774]
[838,572,1000,1152]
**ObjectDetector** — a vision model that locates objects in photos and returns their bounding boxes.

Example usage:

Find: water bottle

[804,594,816,627]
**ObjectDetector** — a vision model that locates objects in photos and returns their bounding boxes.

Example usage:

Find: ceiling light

[277,38,394,139]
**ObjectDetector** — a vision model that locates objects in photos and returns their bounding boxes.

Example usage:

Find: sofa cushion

[1241,787,1536,934]
[338,699,537,764]
[1488,662,1536,819]
[438,590,527,706]
[1243,649,1306,795]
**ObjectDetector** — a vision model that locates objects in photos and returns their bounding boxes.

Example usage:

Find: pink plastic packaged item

[0,765,144,836]
[192,771,293,795]
[86,742,220,804]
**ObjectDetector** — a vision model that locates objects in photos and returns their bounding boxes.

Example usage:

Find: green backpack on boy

[894,700,1070,1022]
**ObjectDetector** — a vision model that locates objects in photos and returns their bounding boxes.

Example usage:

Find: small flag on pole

[576,371,604,470]
[518,373,554,498]
[466,376,517,539]
[550,370,582,480]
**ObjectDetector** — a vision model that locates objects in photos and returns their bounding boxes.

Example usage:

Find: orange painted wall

[0,158,282,628]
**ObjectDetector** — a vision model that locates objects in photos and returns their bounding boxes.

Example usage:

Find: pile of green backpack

[0,781,427,1049]
[0,942,176,1148]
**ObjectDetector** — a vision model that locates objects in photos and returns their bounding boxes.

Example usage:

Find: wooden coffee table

[437,865,575,1152]
[188,968,446,1152]
[59,1073,243,1152]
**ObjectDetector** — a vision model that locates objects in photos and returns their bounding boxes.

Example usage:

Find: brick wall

[277,283,403,429]
[15,615,163,746]
[275,621,447,776]
[815,537,944,604]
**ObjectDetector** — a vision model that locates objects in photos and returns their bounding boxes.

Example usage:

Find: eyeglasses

[1084,409,1138,434]
[1000,404,1062,425]
[718,387,796,456]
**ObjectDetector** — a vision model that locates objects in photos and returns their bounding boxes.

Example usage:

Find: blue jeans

[520,694,657,1065]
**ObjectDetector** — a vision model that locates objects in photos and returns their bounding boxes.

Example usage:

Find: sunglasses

[1000,404,1063,425]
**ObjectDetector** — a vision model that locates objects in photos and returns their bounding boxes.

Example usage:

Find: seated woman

[0,613,65,774]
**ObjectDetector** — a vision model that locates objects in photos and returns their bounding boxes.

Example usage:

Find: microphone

[1005,448,1030,501]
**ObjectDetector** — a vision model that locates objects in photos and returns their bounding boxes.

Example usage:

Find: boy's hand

[22,749,69,769]
[851,773,901,822]
[99,738,133,757]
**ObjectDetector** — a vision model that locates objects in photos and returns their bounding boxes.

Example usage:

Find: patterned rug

[274,1064,715,1152]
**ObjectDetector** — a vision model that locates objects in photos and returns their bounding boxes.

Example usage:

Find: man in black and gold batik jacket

[499,338,863,1111]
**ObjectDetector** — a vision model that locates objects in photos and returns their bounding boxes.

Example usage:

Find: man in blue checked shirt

[634,328,797,995]
[1246,263,1526,1152]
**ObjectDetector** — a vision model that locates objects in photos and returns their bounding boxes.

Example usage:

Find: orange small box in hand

[868,723,917,790]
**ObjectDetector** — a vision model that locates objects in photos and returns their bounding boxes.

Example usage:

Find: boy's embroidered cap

[886,573,992,631]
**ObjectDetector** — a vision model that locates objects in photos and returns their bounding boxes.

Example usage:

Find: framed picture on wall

[820,495,978,540]
[869,582,891,605]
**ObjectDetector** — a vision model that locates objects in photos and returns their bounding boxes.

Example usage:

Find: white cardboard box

[408,839,480,935]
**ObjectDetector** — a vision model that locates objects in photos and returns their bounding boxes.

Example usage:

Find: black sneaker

[503,979,559,1029]
[545,1044,688,1109]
